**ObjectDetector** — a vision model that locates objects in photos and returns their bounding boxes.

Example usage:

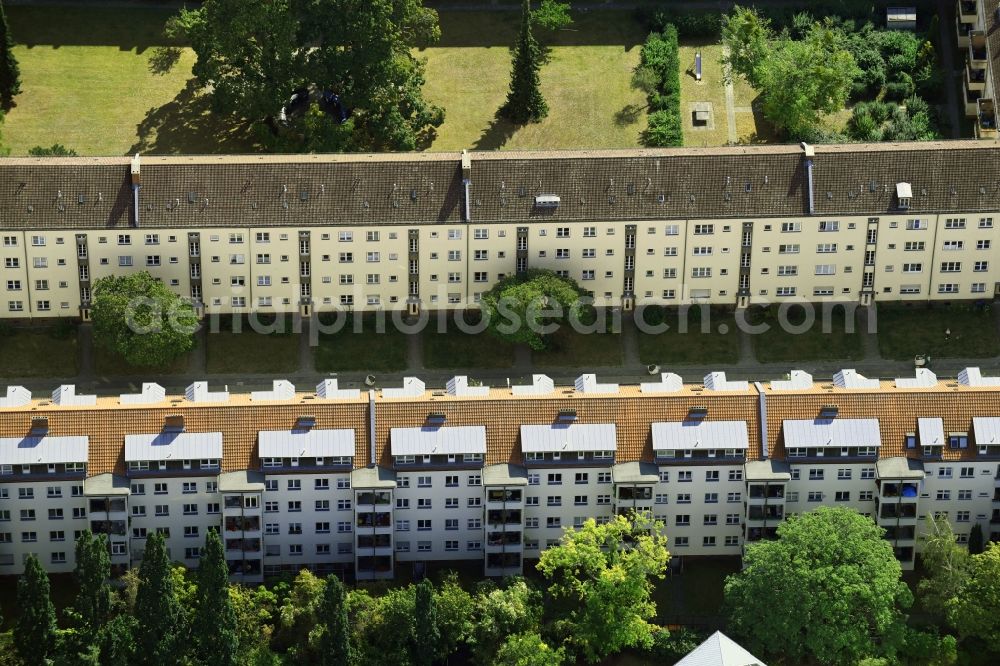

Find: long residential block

[2,141,1000,320]
[3,369,1000,581]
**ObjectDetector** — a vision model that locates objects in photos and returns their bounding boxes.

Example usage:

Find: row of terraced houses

[2,367,1000,582]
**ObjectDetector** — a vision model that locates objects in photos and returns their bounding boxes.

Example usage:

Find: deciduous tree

[947,542,1000,645]
[495,632,565,666]
[536,513,670,663]
[14,554,57,666]
[193,530,238,666]
[725,507,911,665]
[469,579,541,664]
[480,269,584,350]
[134,532,185,665]
[501,0,547,123]
[91,272,198,367]
[918,516,970,620]
[0,1,21,108]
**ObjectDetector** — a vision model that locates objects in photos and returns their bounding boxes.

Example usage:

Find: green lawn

[314,317,410,373]
[92,342,192,376]
[653,557,739,626]
[4,6,259,155]
[636,307,740,366]
[751,305,865,363]
[422,317,516,369]
[533,324,623,368]
[205,330,300,374]
[876,304,1000,360]
[420,10,648,150]
[0,327,78,378]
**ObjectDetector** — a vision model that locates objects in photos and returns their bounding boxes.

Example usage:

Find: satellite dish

[364,375,376,387]
[647,365,660,375]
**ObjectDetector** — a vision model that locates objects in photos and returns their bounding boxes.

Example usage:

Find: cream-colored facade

[2,143,1000,320]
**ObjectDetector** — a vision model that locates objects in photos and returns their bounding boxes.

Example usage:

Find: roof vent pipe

[754,381,769,459]
[801,142,815,215]
[130,153,142,227]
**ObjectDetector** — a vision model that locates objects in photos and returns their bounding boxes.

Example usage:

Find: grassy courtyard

[421,10,648,150]
[533,323,623,368]
[421,315,516,369]
[4,6,259,156]
[876,304,1000,360]
[0,326,77,378]
[3,6,648,156]
[92,343,192,376]
[205,328,300,375]
[751,305,865,363]
[314,316,410,373]
[636,307,741,366]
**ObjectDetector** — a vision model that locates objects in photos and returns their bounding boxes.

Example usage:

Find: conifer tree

[0,1,21,108]
[968,523,985,555]
[412,579,441,666]
[73,530,113,639]
[501,0,547,123]
[134,532,184,665]
[15,554,57,666]
[318,575,351,666]
[193,530,238,666]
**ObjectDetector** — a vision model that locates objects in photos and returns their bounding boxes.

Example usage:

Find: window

[943,240,964,251]
[977,240,991,250]
[819,220,839,232]
[809,469,824,481]
[938,283,959,294]
[945,218,967,229]
[694,224,714,235]
[906,219,927,230]
[778,244,799,254]
[816,243,837,253]
[940,261,962,272]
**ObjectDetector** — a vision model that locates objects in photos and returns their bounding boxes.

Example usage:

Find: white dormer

[316,379,361,400]
[382,377,425,399]
[832,369,879,389]
[896,182,912,210]
[446,376,489,397]
[894,369,937,389]
[512,374,554,396]
[640,372,683,394]
[574,374,618,394]
[770,370,813,391]
[185,381,229,403]
[251,380,296,402]
[0,386,32,408]
[119,383,166,405]
[703,372,748,392]
[958,367,1000,387]
[52,384,97,406]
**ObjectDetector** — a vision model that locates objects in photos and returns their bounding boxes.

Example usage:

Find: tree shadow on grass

[472,111,518,150]
[614,103,644,126]
[148,46,182,75]
[128,79,260,155]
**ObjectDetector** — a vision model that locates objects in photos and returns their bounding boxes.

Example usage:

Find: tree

[501,0,547,123]
[725,507,911,665]
[532,0,572,34]
[412,579,440,666]
[721,5,771,88]
[433,574,474,662]
[536,513,671,663]
[169,0,302,125]
[193,531,238,666]
[133,532,185,665]
[174,0,444,151]
[317,575,350,666]
[918,516,970,620]
[274,568,326,656]
[0,0,20,108]
[480,269,584,350]
[947,542,1000,645]
[73,531,113,640]
[91,272,198,367]
[352,587,416,666]
[721,8,859,138]
[469,580,541,665]
[968,523,985,555]
[28,144,77,156]
[495,632,565,666]
[14,554,57,666]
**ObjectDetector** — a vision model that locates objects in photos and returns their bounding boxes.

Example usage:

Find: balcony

[958,0,977,22]
[356,512,392,530]
[969,33,988,64]
[747,505,784,522]
[356,555,393,580]
[487,489,523,504]
[879,503,918,520]
[880,482,919,499]
[966,61,987,92]
[487,509,522,526]
[225,538,261,553]
[965,80,983,116]
[224,516,260,533]
[883,525,917,541]
[357,534,392,550]
[747,484,785,501]
[487,531,522,548]
[978,99,997,137]
[991,510,1000,524]
[355,491,392,508]
[956,12,976,48]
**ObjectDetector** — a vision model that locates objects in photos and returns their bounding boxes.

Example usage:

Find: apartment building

[4,367,1000,580]
[2,141,1000,320]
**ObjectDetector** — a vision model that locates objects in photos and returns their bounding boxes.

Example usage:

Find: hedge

[638,25,682,147]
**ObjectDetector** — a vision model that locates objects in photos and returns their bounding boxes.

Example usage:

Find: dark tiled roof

[3,143,1000,231]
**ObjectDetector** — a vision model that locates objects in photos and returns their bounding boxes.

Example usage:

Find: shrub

[637,26,682,147]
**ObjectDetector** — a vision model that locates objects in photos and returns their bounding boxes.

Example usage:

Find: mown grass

[751,305,865,363]
[876,303,1000,360]
[314,316,410,373]
[635,307,740,366]
[0,326,78,377]
[421,314,516,369]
